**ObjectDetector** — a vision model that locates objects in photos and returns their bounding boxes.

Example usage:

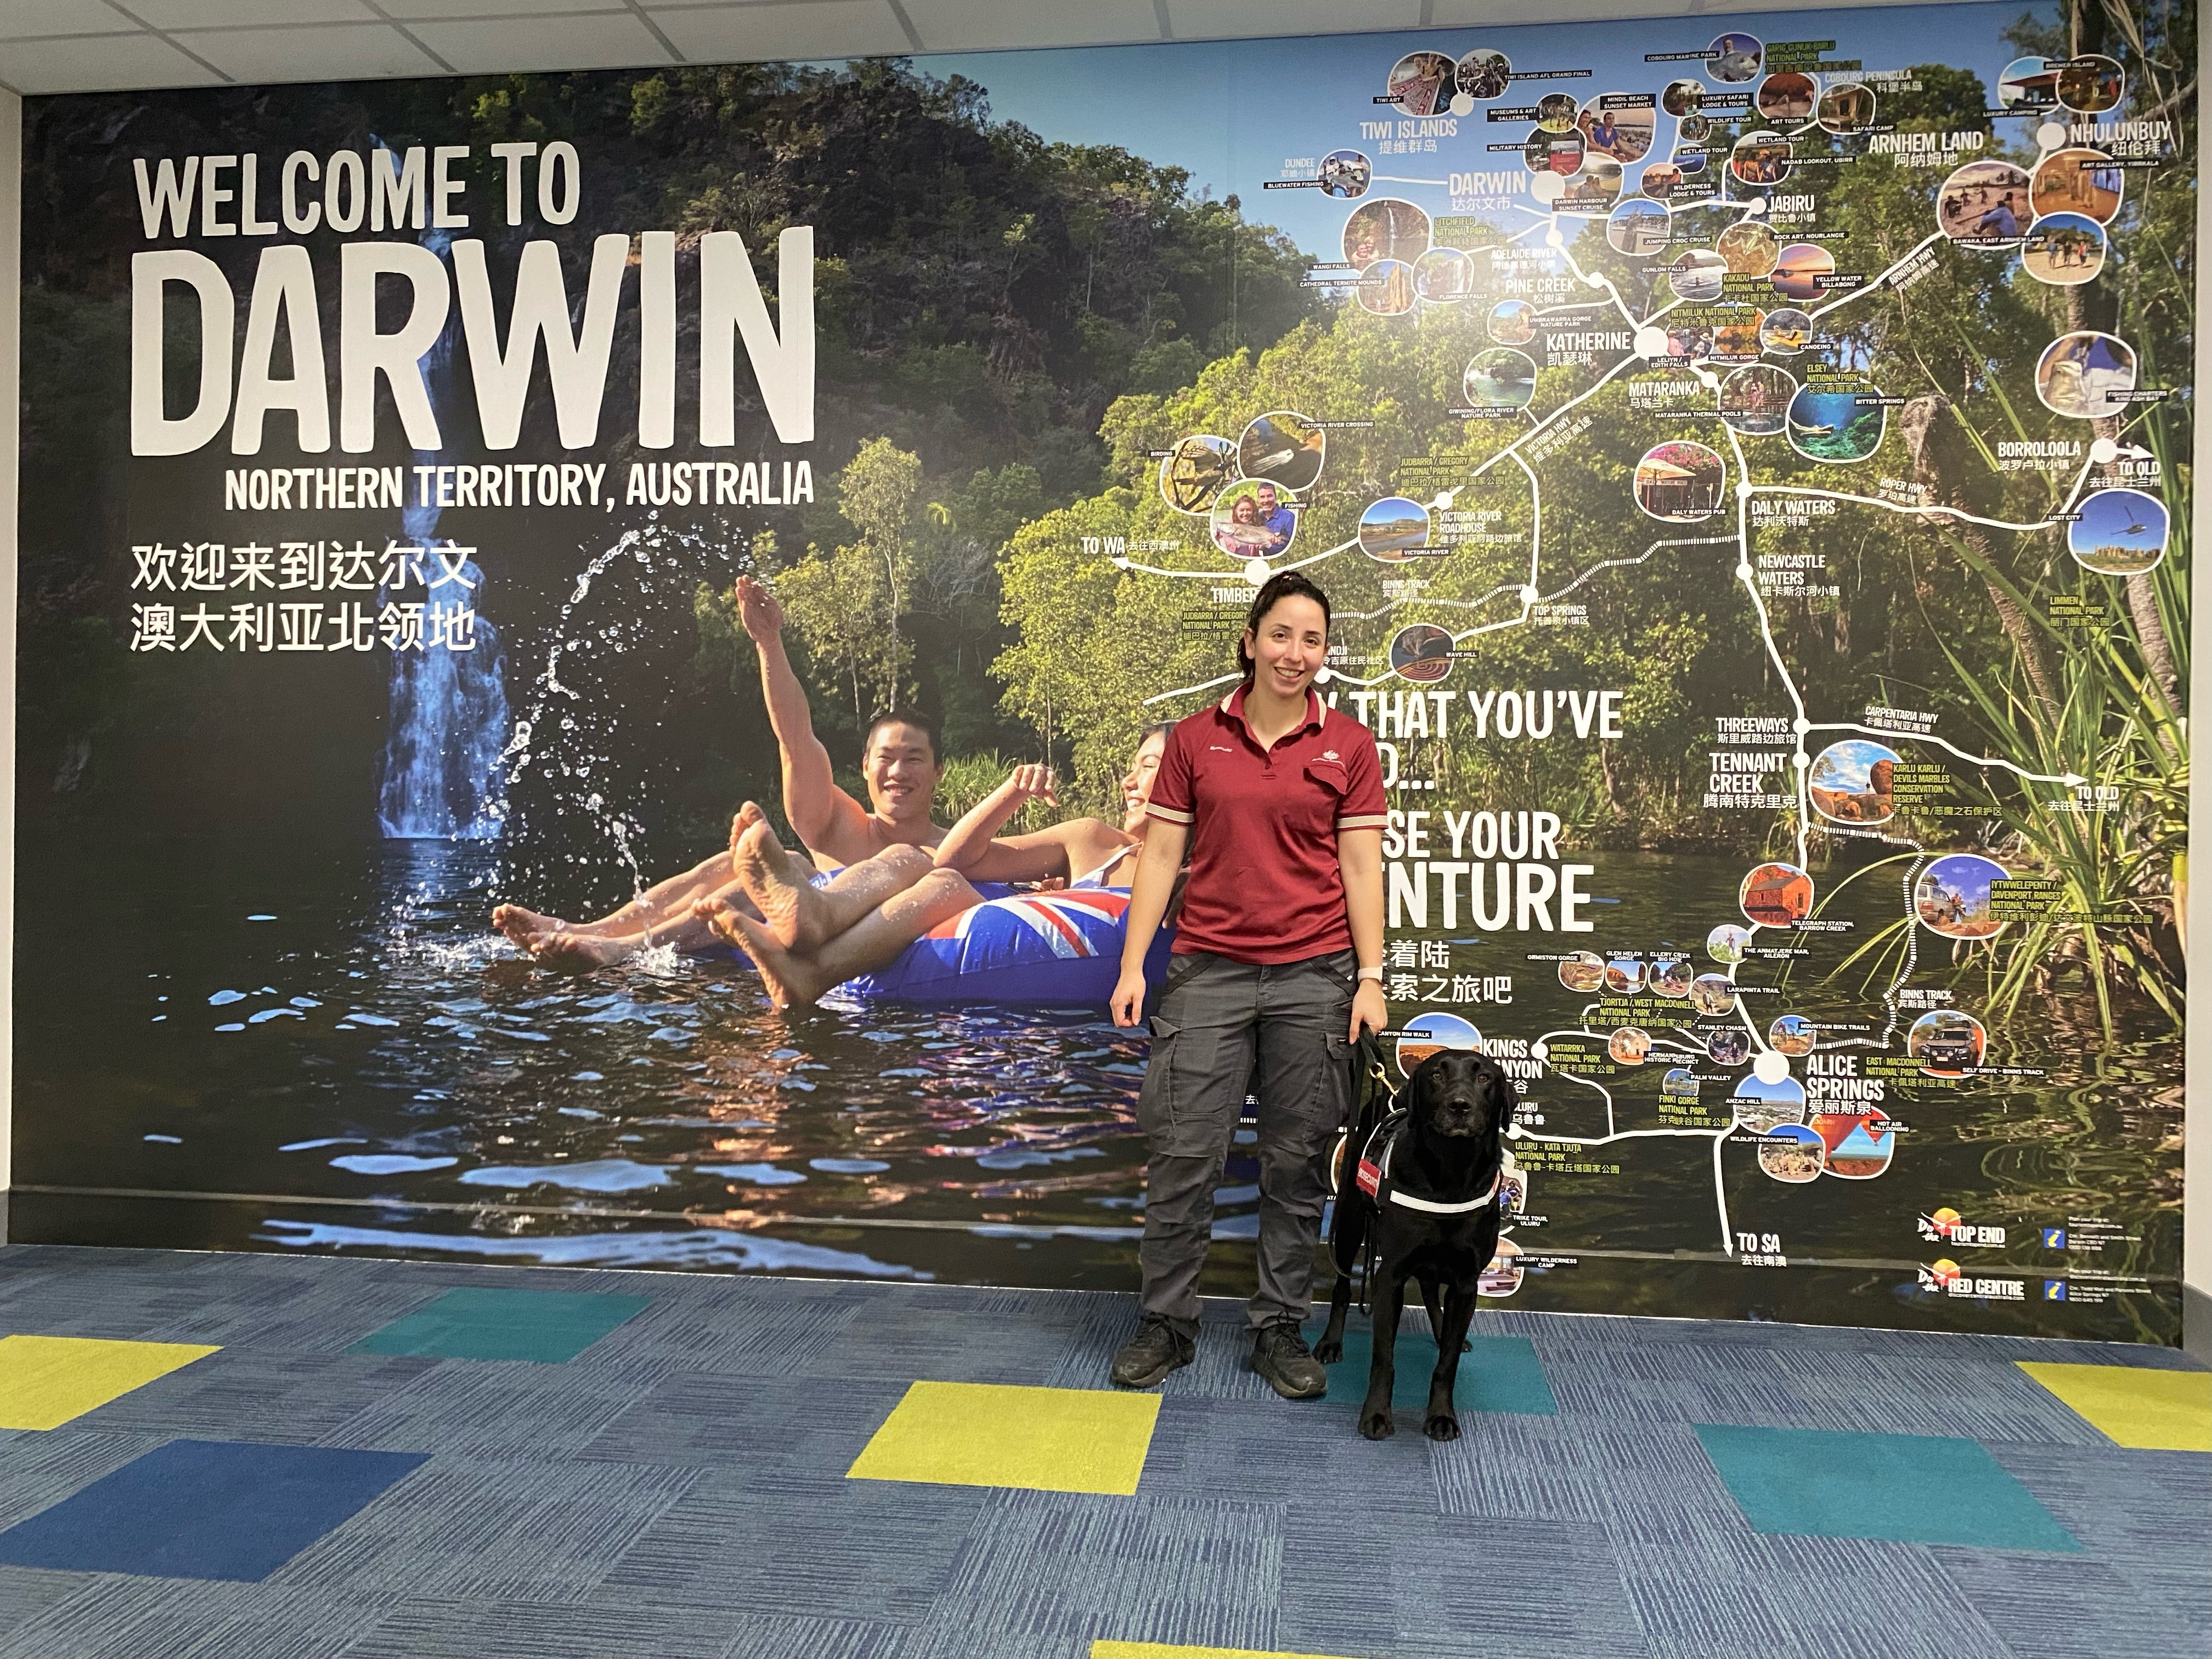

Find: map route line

[1371,174,1450,185]
[1808,230,1945,320]
[1803,721,2086,785]
[1142,670,1242,706]
[1541,534,1737,603]
[1745,481,2062,534]
[1534,1069,1617,1140]
[1712,1136,1733,1256]
[1514,1124,1730,1146]
[1460,349,1643,487]
[1723,427,1813,868]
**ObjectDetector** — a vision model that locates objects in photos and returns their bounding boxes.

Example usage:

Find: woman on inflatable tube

[704,727,1181,1007]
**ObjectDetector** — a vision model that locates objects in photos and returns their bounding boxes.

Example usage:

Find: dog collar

[1353,1111,1502,1215]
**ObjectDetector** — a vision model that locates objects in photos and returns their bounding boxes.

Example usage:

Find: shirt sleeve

[1335,724,1387,831]
[1146,719,1196,826]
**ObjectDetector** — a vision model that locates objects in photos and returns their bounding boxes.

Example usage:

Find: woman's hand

[1110,967,1149,1029]
[1349,978,1387,1044]
[998,763,1059,813]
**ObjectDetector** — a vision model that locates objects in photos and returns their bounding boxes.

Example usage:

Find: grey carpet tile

[1045,1294,1288,1402]
[345,1596,748,1659]
[1273,1506,1402,1657]
[1541,1356,1825,1427]
[1427,1414,1628,1523]
[576,1370,912,1476]
[268,1455,697,1603]
[560,1293,862,1379]
[1769,1351,2117,1444]
[1979,1442,2212,1557]
[799,1303,1090,1385]
[916,1487,1282,1654]
[1137,1395,1442,1505]
[312,1359,654,1459]
[66,1352,442,1444]
[598,1469,987,1622]
[717,1615,909,1659]
[1931,1547,2209,1659]
[0,1567,97,1645]
[1615,1534,2018,1659]
[1389,1513,1650,1659]
[0,1430,175,1531]
[0,1579,399,1659]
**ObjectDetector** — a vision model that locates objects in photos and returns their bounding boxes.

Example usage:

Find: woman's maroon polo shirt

[1146,684,1387,963]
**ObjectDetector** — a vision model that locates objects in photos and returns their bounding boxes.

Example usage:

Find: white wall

[0,87,18,1242]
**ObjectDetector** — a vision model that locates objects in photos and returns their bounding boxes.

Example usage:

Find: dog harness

[1346,1109,1502,1215]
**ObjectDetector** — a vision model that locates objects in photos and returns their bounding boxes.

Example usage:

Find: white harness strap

[1356,1114,1502,1215]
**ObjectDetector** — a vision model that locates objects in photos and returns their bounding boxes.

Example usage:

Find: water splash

[377,228,512,841]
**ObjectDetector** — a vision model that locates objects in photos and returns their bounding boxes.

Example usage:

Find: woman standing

[1108,572,1388,1397]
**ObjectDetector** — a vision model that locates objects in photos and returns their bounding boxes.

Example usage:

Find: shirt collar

[1222,682,1325,744]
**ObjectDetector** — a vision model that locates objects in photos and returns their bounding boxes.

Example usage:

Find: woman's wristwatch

[1357,966,1385,983]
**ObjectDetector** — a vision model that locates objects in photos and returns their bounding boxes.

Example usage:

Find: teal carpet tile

[349,1288,650,1363]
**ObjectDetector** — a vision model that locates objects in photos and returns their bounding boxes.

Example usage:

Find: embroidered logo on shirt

[1322,750,1339,761]
[1209,744,1233,752]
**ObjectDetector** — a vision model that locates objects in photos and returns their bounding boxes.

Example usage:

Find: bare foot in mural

[529,930,636,970]
[730,815,830,951]
[492,905,566,949]
[716,909,834,1009]
[727,799,766,864]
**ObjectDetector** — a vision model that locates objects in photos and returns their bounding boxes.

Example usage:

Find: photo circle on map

[1413,247,1475,301]
[1634,441,1727,522]
[1787,382,1884,464]
[1523,129,1587,176]
[2036,330,2137,419]
[1708,923,1752,963]
[1771,241,1835,302]
[1389,622,1453,682]
[1915,853,2008,939]
[1342,198,1431,270]
[1662,1066,1699,1101]
[1809,738,1899,825]
[1361,496,1433,562]
[1708,1025,1751,1065]
[1717,220,1781,276]
[2068,488,2168,576]
[1731,1071,1807,1133]
[1478,1235,1523,1297]
[1560,950,1606,992]
[1812,1108,1894,1178]
[1664,320,1716,359]
[1607,198,1672,256]
[1769,1013,1817,1057]
[1678,113,1712,144]
[1652,957,1694,998]
[1937,160,2033,249]
[1909,1009,1986,1077]
[1457,48,1512,100]
[1561,158,1624,212]
[1463,348,1538,410]
[2057,53,2125,114]
[1640,161,1685,201]
[1497,1162,1527,1225]
[2031,148,2124,224]
[1319,149,1373,200]
[1712,309,1766,362]
[1730,129,1793,187]
[1663,77,1705,116]
[1667,249,1728,303]
[1759,307,1813,353]
[1397,1009,1481,1078]
[1708,31,1763,83]
[1741,861,1814,927]
[1605,957,1646,995]
[1998,55,2058,110]
[1387,50,1457,117]
[1610,1026,1652,1065]
[1756,71,1818,122]
[1536,91,1581,132]
[1720,364,1797,436]
[1912,1013,1990,1086]
[1210,478,1299,562]
[1758,1121,1826,1183]
[1691,973,1739,1017]
[1359,257,1417,315]
[1158,434,1238,516]
[1580,98,1656,164]
[2022,212,2107,285]
[1238,410,1326,492]
[1816,81,1877,134]
[1488,298,1537,345]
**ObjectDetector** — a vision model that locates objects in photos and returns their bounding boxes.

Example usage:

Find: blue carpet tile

[0,1243,2203,1659]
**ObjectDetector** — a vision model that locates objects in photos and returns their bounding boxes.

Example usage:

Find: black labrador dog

[1315,1048,1514,1441]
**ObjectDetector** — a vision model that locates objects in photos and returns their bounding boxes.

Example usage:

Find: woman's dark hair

[1237,571,1333,681]
[1137,720,1178,747]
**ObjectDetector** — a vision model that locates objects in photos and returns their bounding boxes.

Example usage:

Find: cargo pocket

[1136,1015,1180,1143]
[1159,951,1216,1004]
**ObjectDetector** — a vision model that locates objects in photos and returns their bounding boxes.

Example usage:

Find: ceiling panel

[186,20,444,81]
[1166,0,1423,40]
[128,0,381,26]
[2,31,224,93]
[409,11,675,71]
[650,2,915,65]
[0,0,138,37]
[900,0,1166,53]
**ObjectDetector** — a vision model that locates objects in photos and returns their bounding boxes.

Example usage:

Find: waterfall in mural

[376,231,511,840]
